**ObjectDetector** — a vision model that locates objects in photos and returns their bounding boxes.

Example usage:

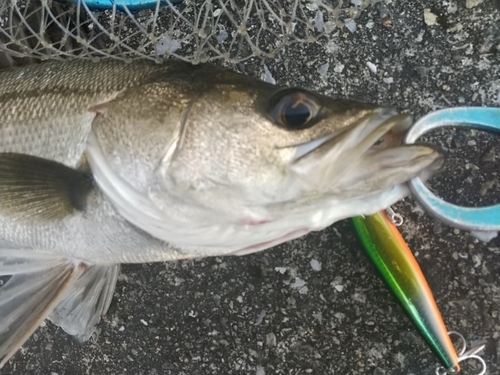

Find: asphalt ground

[2,0,500,374]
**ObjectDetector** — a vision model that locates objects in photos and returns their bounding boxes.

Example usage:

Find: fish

[0,58,443,367]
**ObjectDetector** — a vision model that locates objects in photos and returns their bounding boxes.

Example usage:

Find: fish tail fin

[49,264,119,342]
[0,250,86,368]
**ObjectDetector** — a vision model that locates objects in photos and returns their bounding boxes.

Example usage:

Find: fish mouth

[291,108,411,161]
[289,107,444,193]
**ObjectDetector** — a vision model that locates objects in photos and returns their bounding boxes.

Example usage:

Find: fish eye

[268,89,321,130]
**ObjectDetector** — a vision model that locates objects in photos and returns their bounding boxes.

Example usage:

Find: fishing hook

[435,331,486,375]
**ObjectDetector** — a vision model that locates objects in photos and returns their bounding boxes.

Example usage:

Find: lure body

[352,212,459,371]
[62,0,183,12]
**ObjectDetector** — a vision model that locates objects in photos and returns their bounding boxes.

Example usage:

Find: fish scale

[0,58,443,368]
[0,60,175,165]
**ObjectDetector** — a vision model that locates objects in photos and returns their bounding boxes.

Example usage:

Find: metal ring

[385,206,404,226]
[405,107,500,232]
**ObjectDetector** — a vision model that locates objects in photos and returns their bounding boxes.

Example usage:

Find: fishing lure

[353,210,488,374]
[352,211,460,372]
[63,0,183,12]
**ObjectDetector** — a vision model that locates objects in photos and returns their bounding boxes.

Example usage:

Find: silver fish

[0,59,442,367]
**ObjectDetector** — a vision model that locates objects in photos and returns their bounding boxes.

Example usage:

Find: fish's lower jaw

[292,144,442,201]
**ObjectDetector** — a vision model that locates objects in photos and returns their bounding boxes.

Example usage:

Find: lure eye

[268,89,322,130]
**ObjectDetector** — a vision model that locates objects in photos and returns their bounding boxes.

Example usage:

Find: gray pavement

[3,0,500,374]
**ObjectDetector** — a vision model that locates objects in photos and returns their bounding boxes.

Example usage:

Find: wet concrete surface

[2,0,500,374]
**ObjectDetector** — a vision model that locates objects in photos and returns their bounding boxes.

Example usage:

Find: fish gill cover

[0,0,372,65]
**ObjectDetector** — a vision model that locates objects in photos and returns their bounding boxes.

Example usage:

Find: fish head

[88,64,442,248]
[164,83,382,202]
[155,70,442,216]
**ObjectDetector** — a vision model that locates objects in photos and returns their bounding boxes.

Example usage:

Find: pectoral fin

[0,153,94,221]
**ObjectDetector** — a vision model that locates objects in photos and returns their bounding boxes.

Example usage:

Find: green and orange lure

[350,108,497,372]
[352,211,485,374]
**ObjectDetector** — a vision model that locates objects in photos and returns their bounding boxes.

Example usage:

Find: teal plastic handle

[62,0,183,12]
[405,107,500,232]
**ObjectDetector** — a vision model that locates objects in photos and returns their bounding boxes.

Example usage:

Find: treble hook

[435,331,486,375]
